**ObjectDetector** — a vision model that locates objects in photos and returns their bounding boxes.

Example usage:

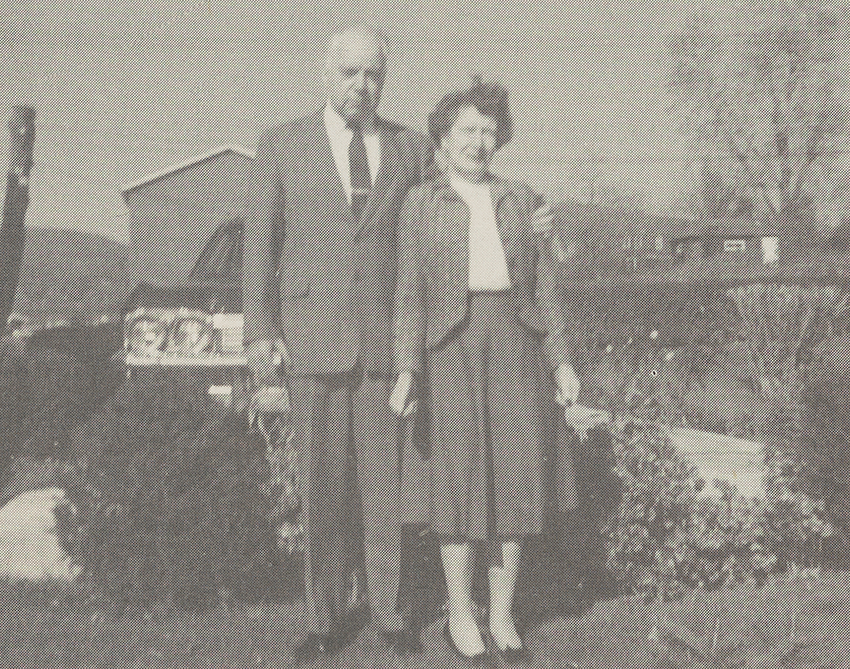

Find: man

[242,25,433,659]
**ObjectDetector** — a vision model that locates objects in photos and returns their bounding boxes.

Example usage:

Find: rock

[0,487,80,582]
[668,427,765,499]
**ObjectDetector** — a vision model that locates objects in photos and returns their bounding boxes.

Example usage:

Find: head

[322,25,387,126]
[428,80,513,182]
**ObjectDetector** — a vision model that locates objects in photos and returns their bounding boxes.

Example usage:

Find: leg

[489,541,523,651]
[290,374,354,636]
[441,541,486,657]
[352,372,406,632]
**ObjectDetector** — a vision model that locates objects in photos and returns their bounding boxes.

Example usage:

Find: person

[391,80,580,662]
[242,25,433,660]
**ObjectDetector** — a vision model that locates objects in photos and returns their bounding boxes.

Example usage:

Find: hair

[427,79,513,149]
[324,24,389,70]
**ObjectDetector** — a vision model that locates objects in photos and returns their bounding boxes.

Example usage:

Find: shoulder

[400,178,442,220]
[490,176,538,214]
[399,127,432,155]
[260,113,321,149]
[378,117,432,154]
[402,180,433,207]
[500,177,535,203]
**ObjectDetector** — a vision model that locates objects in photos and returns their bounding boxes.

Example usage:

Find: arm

[532,193,579,405]
[242,127,286,386]
[389,188,428,416]
[393,188,427,377]
[417,133,438,183]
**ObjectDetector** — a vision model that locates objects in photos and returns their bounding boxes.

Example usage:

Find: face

[440,106,499,182]
[322,31,386,126]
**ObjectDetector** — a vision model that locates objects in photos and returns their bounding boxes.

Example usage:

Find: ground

[1,569,849,668]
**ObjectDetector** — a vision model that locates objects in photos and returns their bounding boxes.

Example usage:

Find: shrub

[59,370,286,610]
[726,283,845,405]
[728,284,848,567]
[587,304,837,601]
[602,420,780,602]
[563,280,735,349]
[15,347,88,460]
[788,334,850,566]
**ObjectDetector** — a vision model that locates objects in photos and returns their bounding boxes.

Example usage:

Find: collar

[432,171,513,209]
[449,174,492,196]
[322,102,378,136]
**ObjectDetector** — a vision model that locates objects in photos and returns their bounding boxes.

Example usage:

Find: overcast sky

[2,0,758,242]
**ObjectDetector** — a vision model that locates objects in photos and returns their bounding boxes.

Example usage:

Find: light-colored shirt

[323,103,380,204]
[450,176,512,291]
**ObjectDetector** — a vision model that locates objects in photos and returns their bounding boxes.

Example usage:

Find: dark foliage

[12,226,129,326]
[0,324,123,495]
[794,335,850,564]
[0,335,28,477]
[563,280,737,351]
[59,370,287,610]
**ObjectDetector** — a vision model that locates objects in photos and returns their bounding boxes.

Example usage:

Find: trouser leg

[290,374,354,635]
[352,372,405,632]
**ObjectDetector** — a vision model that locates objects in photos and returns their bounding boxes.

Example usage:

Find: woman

[390,81,580,662]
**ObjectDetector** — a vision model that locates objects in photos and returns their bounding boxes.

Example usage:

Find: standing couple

[243,24,580,663]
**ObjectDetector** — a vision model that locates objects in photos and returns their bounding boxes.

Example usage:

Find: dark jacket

[242,110,433,376]
[393,173,570,374]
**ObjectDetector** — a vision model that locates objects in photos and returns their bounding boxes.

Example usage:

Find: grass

[1,569,849,668]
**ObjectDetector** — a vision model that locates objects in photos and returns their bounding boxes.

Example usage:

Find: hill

[9,227,130,326]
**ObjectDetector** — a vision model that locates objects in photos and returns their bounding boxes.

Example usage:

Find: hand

[249,384,292,417]
[531,202,554,237]
[564,404,611,442]
[273,337,291,371]
[554,363,580,407]
[249,385,292,448]
[244,338,286,388]
[389,372,418,417]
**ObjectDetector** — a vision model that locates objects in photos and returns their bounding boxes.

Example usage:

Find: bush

[2,334,121,475]
[0,335,28,474]
[788,334,850,564]
[602,420,780,601]
[588,309,838,601]
[58,370,286,610]
[729,284,848,567]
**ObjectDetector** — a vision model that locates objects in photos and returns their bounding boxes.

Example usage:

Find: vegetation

[569,279,849,603]
[796,333,850,543]
[1,565,849,667]
[57,371,288,610]
[3,257,850,668]
[10,226,129,327]
[6,274,839,614]
[667,0,850,234]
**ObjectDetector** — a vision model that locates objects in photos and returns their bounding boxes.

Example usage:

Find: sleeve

[531,191,571,370]
[393,187,427,375]
[242,127,285,347]
[417,133,438,182]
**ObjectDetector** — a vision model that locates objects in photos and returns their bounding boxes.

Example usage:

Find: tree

[668,0,849,236]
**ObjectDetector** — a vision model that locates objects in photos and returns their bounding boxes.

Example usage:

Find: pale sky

[1,0,758,242]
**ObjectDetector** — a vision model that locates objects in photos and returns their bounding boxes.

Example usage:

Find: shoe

[443,620,488,665]
[382,628,424,656]
[491,638,528,664]
[293,633,334,663]
[293,627,351,663]
[487,624,528,664]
